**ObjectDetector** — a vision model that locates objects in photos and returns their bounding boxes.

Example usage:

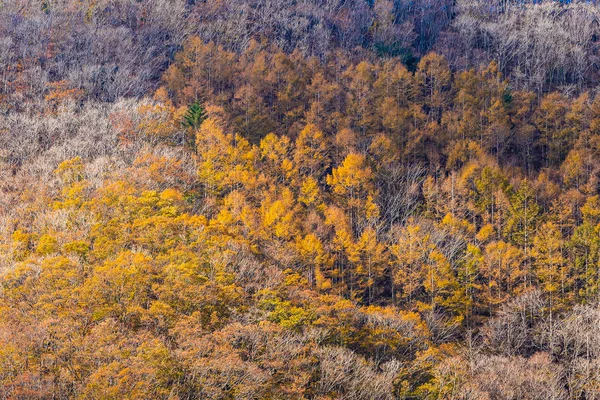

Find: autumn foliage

[2,1,600,399]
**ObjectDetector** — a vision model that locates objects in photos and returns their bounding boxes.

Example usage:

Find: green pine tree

[182,100,207,150]
[182,101,207,130]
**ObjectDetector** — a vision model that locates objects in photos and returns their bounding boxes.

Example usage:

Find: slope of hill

[1,0,600,398]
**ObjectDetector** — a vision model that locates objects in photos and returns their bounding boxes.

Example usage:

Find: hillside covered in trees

[2,0,600,398]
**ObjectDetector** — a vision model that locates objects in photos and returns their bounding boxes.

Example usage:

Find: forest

[1,0,600,398]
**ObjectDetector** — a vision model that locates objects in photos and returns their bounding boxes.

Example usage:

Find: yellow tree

[296,234,332,290]
[259,187,298,241]
[534,92,574,167]
[481,241,525,312]
[259,133,293,184]
[415,53,451,121]
[196,118,258,196]
[390,223,429,305]
[53,156,89,210]
[344,61,379,135]
[327,153,378,237]
[390,222,464,317]
[570,196,600,303]
[346,227,387,303]
[532,222,569,310]
[293,124,330,183]
[374,60,415,144]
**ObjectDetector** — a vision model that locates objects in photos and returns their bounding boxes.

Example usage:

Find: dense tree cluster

[2,0,600,398]
[0,0,596,107]
[0,42,600,395]
[164,38,600,173]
